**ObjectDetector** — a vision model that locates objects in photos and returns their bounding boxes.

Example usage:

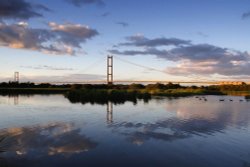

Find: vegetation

[65,82,223,104]
[66,89,151,105]
[0,82,70,89]
[0,82,70,95]
[1,81,250,103]
[218,83,250,91]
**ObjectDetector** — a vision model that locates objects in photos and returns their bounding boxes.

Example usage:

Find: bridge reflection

[7,95,19,105]
[14,96,19,105]
[107,101,113,124]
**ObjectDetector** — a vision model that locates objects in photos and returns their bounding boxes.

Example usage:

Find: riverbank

[1,83,250,102]
[145,88,224,97]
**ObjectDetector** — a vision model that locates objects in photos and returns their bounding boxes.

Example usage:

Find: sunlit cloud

[0,73,106,83]
[110,35,250,77]
[110,97,250,145]
[0,22,99,55]
[20,65,75,71]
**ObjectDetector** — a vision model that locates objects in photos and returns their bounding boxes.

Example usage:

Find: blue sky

[0,0,250,82]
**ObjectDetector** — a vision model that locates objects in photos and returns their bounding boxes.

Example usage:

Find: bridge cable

[51,57,106,83]
[114,55,169,74]
[113,55,216,82]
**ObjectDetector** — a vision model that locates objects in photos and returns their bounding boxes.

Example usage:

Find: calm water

[0,95,250,167]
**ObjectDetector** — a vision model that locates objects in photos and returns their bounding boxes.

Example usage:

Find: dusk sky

[1,0,250,82]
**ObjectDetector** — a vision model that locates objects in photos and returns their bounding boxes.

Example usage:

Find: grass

[144,88,224,97]
[222,91,250,96]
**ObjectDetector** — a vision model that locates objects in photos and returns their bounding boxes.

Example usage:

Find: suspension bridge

[10,55,248,85]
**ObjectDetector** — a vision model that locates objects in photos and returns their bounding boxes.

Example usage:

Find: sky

[0,0,250,83]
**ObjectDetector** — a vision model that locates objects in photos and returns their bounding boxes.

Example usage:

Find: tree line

[0,81,249,91]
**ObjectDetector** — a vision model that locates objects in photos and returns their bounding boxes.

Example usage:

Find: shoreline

[0,88,250,96]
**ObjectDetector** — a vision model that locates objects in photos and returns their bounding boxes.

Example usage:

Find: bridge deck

[34,80,222,85]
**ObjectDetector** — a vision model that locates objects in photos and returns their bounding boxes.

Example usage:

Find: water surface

[0,95,250,167]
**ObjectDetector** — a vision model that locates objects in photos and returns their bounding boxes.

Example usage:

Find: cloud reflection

[110,97,250,145]
[0,122,97,158]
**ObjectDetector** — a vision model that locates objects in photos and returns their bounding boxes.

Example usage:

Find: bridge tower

[14,72,19,83]
[107,55,113,85]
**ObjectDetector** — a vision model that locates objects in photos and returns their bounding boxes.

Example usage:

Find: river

[0,95,250,167]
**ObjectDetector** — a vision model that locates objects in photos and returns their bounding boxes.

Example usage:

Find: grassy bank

[222,91,250,96]
[143,88,224,97]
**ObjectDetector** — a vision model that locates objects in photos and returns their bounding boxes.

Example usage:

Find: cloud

[20,65,75,71]
[0,0,50,20]
[109,49,153,56]
[165,45,250,76]
[242,11,250,19]
[65,0,105,7]
[0,73,106,83]
[219,75,250,81]
[117,34,191,47]
[0,22,98,55]
[48,22,99,48]
[101,12,110,17]
[58,74,106,82]
[116,22,129,27]
[109,35,250,77]
[26,74,105,82]
[197,32,208,38]
[109,48,169,57]
[165,44,246,62]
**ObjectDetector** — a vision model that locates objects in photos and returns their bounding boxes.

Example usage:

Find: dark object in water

[219,99,225,102]
[229,99,233,101]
